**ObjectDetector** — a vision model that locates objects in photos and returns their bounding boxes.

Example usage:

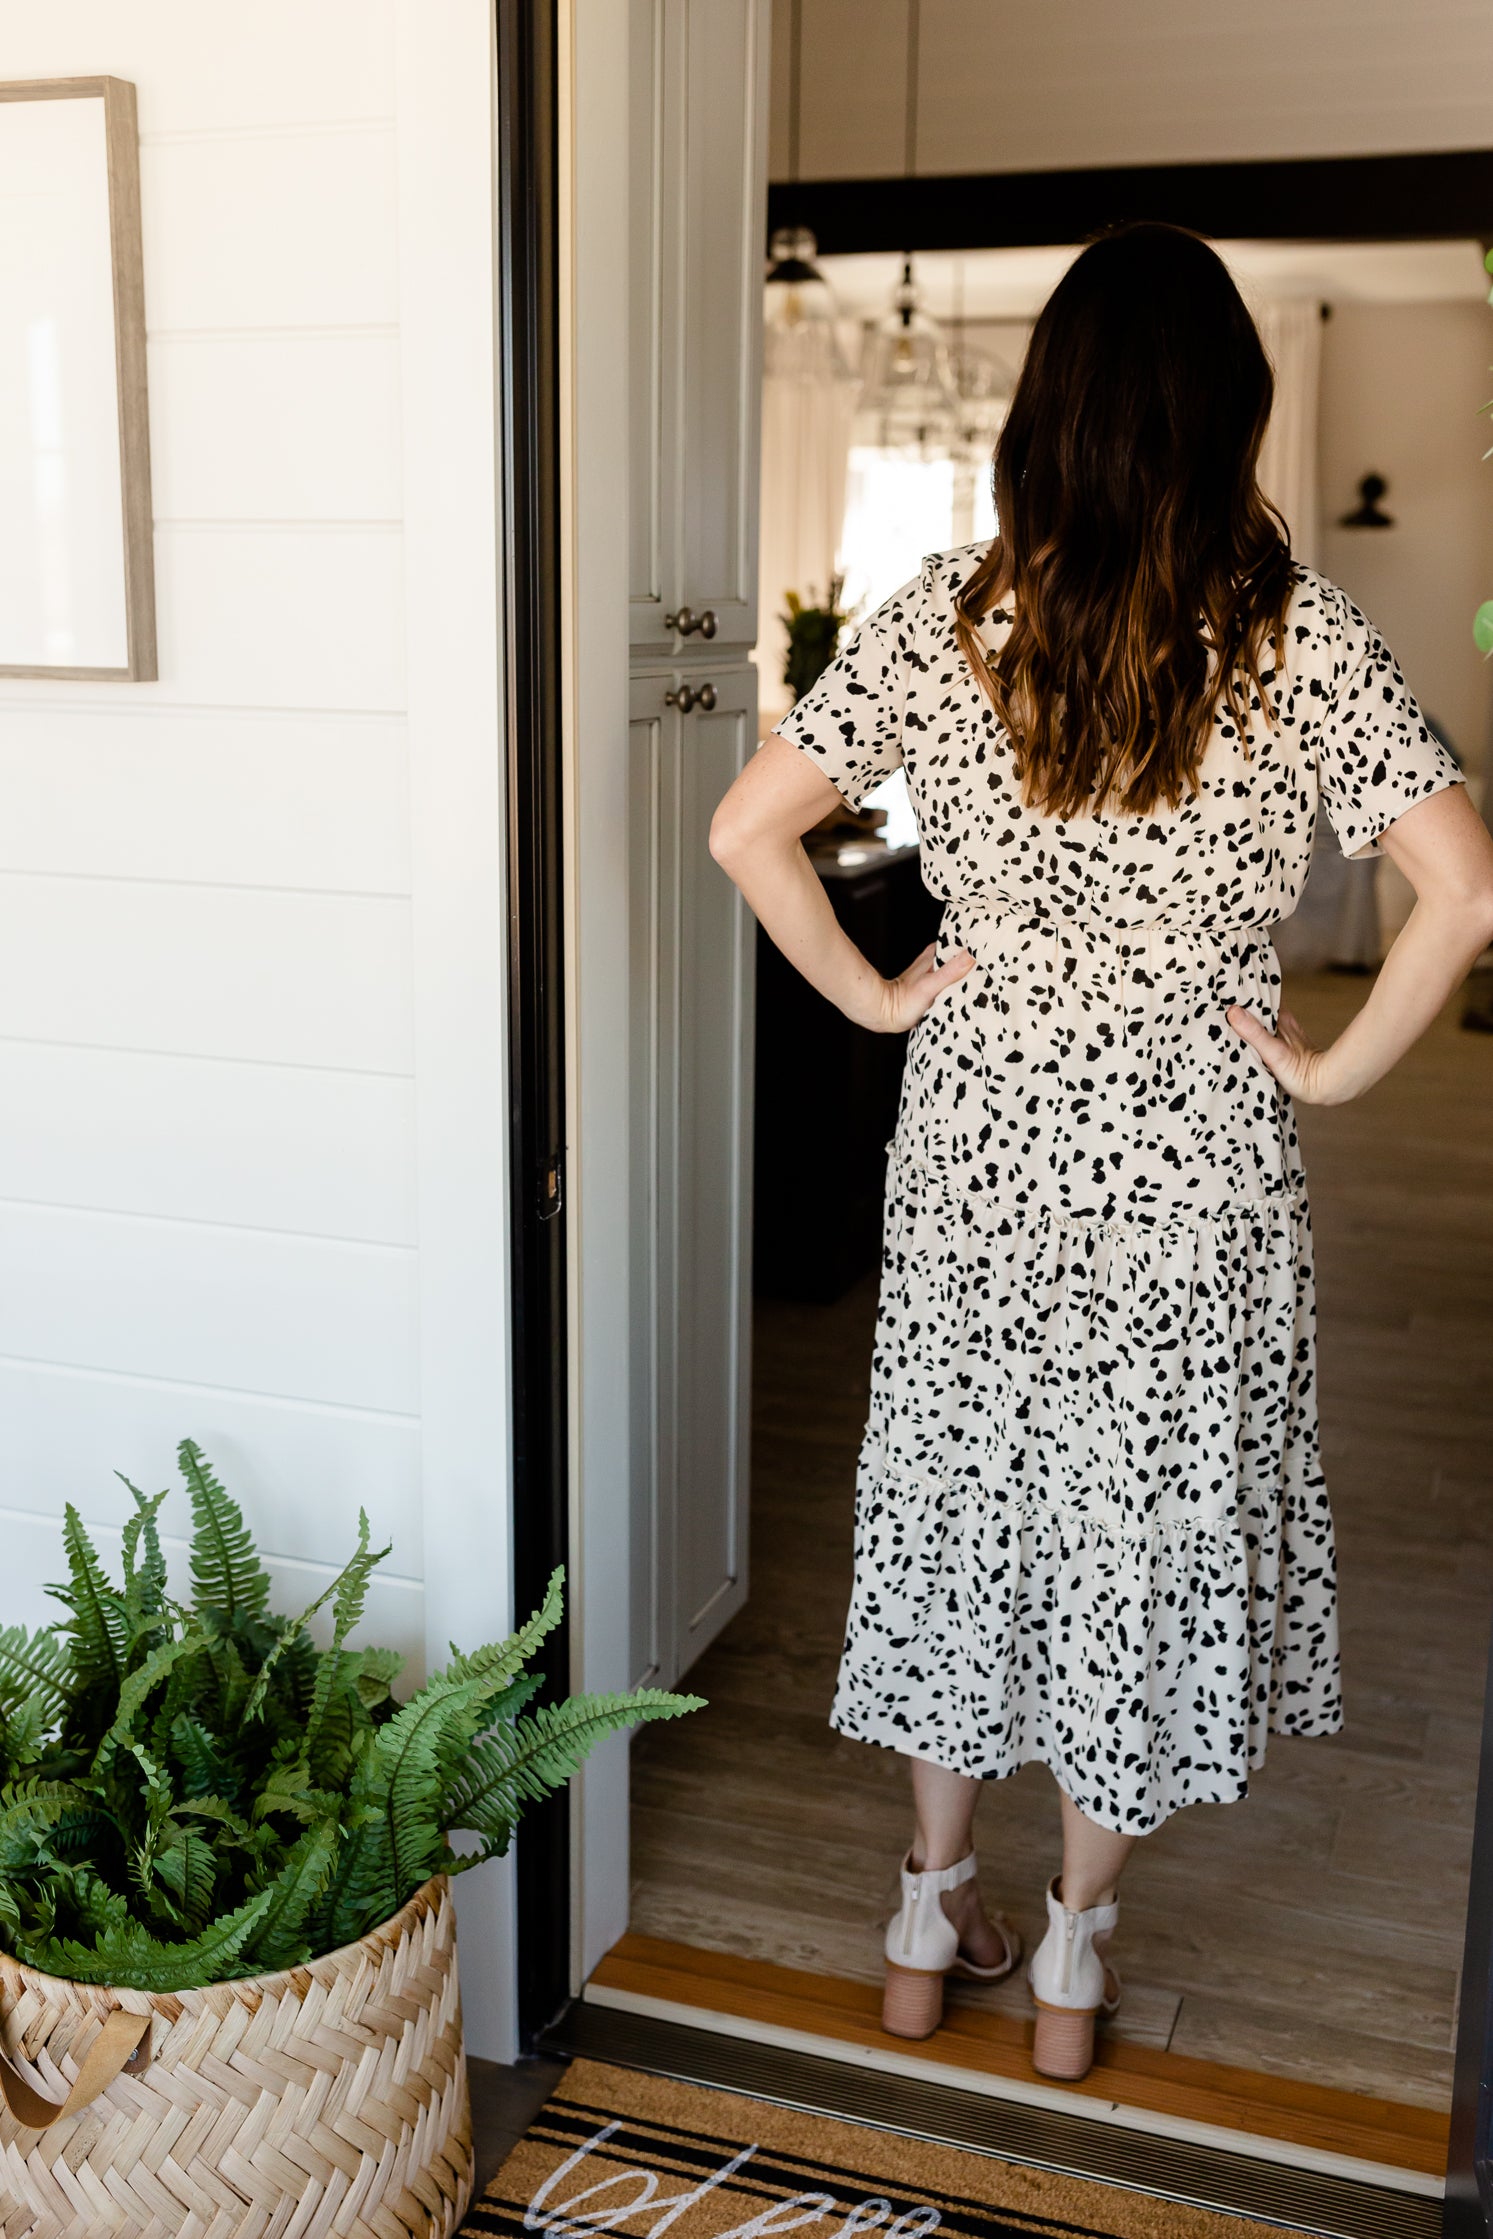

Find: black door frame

[496,0,571,2049]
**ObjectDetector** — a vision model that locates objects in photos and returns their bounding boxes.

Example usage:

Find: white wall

[1320,301,1493,780]
[770,0,1493,179]
[0,3,516,2050]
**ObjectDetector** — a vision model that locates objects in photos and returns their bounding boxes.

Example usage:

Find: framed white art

[0,77,156,680]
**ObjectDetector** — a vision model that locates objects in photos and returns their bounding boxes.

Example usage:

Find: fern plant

[0,1442,701,1991]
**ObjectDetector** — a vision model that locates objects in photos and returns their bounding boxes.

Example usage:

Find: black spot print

[774,547,1464,1834]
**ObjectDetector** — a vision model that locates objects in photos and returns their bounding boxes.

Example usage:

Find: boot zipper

[903,1879,920,1956]
[1060,1909,1076,1995]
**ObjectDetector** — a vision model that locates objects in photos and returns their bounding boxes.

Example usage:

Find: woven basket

[0,1873,473,2239]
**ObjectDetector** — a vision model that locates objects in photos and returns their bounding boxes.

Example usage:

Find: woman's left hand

[1225,1003,1344,1104]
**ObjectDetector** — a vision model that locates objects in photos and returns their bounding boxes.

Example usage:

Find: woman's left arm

[1227,785,1493,1103]
[710,735,975,1035]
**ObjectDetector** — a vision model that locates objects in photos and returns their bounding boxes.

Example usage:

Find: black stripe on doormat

[542,2002,1439,2239]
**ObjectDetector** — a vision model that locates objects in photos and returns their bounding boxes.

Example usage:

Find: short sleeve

[1315,592,1466,859]
[773,567,926,810]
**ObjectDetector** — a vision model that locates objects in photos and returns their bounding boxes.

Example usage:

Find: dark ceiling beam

[767,148,1493,255]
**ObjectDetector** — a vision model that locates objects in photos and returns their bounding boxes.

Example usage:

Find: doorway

[620,224,1493,2144]
[543,11,1493,2224]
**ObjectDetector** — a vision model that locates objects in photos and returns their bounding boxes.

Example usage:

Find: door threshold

[585,1934,1445,2202]
[547,2002,1436,2239]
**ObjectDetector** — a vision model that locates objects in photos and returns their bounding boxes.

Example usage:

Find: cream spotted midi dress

[776,548,1464,1834]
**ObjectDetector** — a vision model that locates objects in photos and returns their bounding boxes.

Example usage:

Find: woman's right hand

[871,943,978,1033]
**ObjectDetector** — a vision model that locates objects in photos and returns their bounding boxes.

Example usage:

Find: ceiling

[818,239,1491,322]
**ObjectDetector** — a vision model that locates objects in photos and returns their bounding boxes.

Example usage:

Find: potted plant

[0,1441,699,2237]
[780,579,848,704]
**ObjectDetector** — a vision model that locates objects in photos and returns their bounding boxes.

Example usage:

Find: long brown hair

[955,223,1295,818]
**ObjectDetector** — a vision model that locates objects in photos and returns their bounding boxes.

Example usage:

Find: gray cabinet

[629,0,769,657]
[626,0,766,1692]
[628,665,757,1688]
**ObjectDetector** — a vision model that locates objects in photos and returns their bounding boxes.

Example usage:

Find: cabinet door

[629,0,769,657]
[627,0,681,650]
[677,0,768,649]
[628,665,756,1688]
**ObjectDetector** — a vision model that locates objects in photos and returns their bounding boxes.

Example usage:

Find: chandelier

[855,257,958,456]
[763,226,854,384]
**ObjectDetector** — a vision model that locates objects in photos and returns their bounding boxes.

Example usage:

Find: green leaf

[1475,600,1493,657]
[297,1512,389,1754]
[48,1508,129,1706]
[0,1779,118,1873]
[117,1480,170,1636]
[93,1634,206,1776]
[32,1880,281,1991]
[0,1624,70,1721]
[239,1820,340,1972]
[353,1645,404,1710]
[152,1826,219,1933]
[444,1689,704,1865]
[180,1441,271,1632]
[168,1714,240,1802]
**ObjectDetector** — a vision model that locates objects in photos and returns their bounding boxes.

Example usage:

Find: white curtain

[1253,296,1323,570]
[756,370,859,721]
[1252,294,1383,967]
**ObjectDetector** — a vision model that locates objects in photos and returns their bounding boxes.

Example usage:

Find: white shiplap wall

[771,0,1493,179]
[0,8,476,1676]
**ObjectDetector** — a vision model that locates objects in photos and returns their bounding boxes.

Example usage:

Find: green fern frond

[443,1566,566,1696]
[239,1820,340,1972]
[117,1480,170,1633]
[354,1645,403,1710]
[93,1634,205,1775]
[444,1689,704,1865]
[168,1714,240,1802]
[236,1513,382,1719]
[31,1879,279,1991]
[0,1624,70,1721]
[49,1508,129,1704]
[0,1778,118,1870]
[152,1827,219,1934]
[0,1691,52,1773]
[197,1634,252,1730]
[358,1676,487,1898]
[298,1512,389,1758]
[180,1440,271,1633]
[314,1807,398,1954]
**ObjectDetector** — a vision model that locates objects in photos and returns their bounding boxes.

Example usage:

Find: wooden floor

[629,971,1493,2117]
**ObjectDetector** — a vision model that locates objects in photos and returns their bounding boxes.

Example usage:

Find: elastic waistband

[941,901,1272,952]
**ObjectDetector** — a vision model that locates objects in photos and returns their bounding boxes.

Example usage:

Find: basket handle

[0,2009,151,2131]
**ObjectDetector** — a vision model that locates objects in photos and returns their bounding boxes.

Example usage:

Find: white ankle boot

[1027,1875,1122,2079]
[881,1850,1021,2040]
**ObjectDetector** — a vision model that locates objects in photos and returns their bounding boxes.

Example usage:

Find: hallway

[629,968,1493,2113]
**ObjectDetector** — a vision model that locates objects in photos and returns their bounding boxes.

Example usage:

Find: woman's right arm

[710,734,975,1035]
[1226,783,1493,1102]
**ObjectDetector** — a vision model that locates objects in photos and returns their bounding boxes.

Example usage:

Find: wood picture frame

[0,76,156,680]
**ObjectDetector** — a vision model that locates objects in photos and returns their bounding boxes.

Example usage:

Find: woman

[710,224,1493,2082]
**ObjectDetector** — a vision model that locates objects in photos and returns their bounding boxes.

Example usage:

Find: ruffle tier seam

[859,1449,1248,1550]
[885,1139,1307,1239]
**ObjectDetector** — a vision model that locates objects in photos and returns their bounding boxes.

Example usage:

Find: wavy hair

[954,223,1295,819]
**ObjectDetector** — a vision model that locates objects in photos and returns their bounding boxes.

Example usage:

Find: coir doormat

[458,2057,1284,2239]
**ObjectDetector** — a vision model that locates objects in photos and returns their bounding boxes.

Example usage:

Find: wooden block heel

[1031,1997,1097,2080]
[882,1961,945,2039]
